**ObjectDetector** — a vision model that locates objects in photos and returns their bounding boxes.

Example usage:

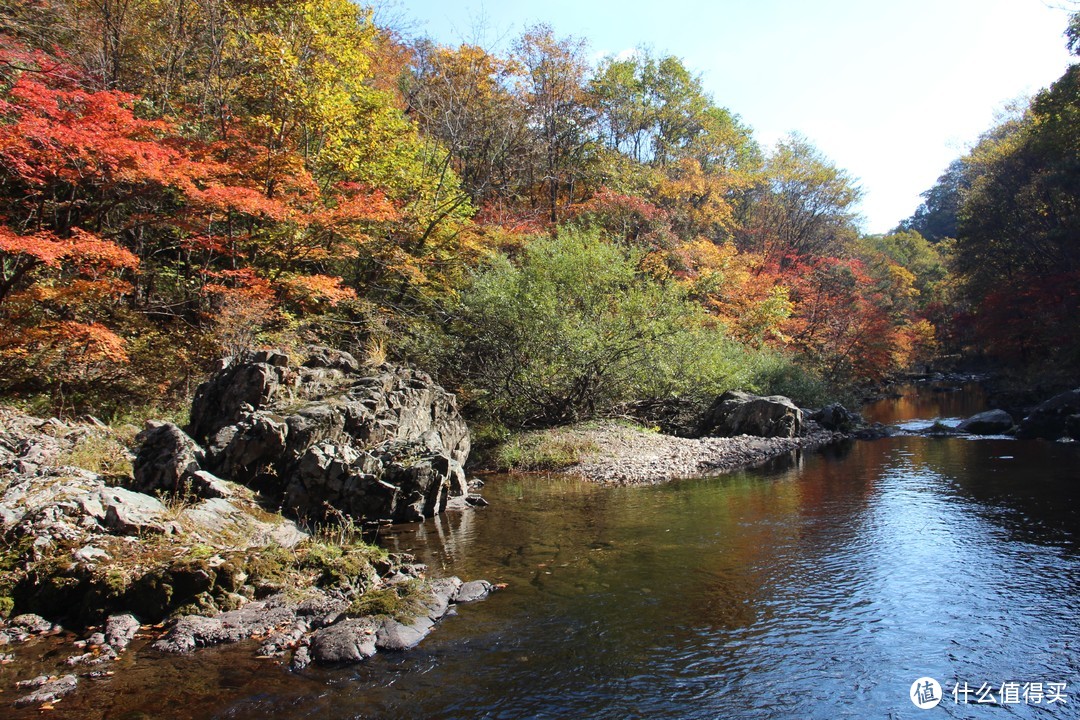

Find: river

[10,383,1080,718]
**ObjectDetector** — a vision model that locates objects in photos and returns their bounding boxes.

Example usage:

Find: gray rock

[14,674,78,707]
[207,412,289,483]
[105,613,141,651]
[187,470,234,499]
[1018,388,1080,440]
[309,618,380,664]
[153,600,295,653]
[9,613,53,634]
[697,391,803,438]
[422,576,463,620]
[182,355,472,524]
[811,404,858,432]
[456,579,493,603]
[304,346,360,373]
[958,409,1015,435]
[290,645,311,671]
[188,357,294,442]
[375,615,435,651]
[99,486,168,534]
[132,422,206,497]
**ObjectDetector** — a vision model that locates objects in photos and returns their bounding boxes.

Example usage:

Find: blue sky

[392,0,1075,233]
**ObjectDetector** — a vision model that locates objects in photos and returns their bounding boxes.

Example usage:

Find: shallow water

[7,385,1080,719]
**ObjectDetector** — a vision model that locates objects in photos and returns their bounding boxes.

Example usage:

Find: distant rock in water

[811,404,859,433]
[957,409,1015,435]
[1017,388,1080,441]
[136,347,473,523]
[696,390,803,439]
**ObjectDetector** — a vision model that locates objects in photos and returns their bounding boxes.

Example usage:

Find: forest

[0,0,1076,429]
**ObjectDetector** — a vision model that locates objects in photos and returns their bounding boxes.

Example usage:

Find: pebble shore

[562,421,846,485]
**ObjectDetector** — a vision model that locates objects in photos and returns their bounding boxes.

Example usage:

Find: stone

[153,600,296,653]
[696,390,803,439]
[309,618,380,664]
[304,346,360,373]
[105,614,142,651]
[9,613,54,634]
[99,486,168,534]
[132,422,206,496]
[456,579,493,603]
[374,615,435,651]
[177,354,473,523]
[1017,388,1080,440]
[811,404,858,432]
[421,576,463,620]
[14,674,78,708]
[957,409,1015,435]
[188,357,294,443]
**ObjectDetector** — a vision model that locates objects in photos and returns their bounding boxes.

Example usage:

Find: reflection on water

[8,385,1080,719]
[863,382,989,427]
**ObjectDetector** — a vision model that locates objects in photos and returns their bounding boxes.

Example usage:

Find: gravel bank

[560,421,846,485]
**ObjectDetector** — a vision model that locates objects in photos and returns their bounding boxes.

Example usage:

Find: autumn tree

[514,25,596,225]
[742,134,862,264]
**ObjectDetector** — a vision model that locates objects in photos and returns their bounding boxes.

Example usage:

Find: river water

[10,383,1080,718]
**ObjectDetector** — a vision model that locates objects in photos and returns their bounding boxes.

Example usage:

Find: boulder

[811,404,858,432]
[188,357,294,443]
[304,345,360,373]
[957,409,1015,435]
[456,579,493,603]
[176,351,473,523]
[105,613,141,651]
[309,617,380,664]
[375,615,435,651]
[1017,388,1080,440]
[696,391,803,439]
[132,422,206,497]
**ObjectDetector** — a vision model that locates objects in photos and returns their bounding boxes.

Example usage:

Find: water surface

[8,385,1079,719]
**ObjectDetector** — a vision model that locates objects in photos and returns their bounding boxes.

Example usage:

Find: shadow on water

[6,382,1080,719]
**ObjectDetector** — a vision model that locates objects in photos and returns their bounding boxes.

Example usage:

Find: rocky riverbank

[0,348,495,710]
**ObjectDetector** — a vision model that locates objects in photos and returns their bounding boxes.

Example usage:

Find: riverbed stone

[375,615,435,651]
[105,613,141,651]
[811,404,859,432]
[456,579,493,603]
[14,674,78,708]
[957,409,1015,435]
[310,617,380,664]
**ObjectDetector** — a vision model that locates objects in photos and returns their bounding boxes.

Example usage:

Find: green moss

[348,579,427,622]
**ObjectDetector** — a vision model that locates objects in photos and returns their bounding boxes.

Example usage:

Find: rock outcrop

[154,348,473,523]
[1017,388,1080,440]
[696,390,803,439]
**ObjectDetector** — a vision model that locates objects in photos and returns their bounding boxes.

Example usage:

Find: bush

[444,228,820,426]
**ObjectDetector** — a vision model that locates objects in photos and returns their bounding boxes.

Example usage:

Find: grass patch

[492,431,600,472]
[56,433,133,478]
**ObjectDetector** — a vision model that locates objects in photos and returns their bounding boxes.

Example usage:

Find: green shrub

[442,227,823,426]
